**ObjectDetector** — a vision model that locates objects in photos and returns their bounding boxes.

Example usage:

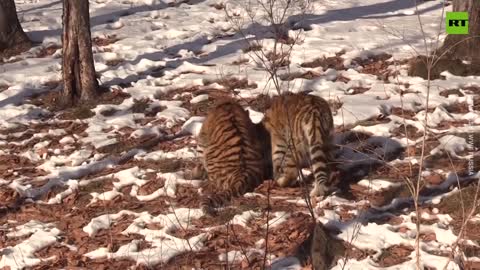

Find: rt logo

[446,12,468,34]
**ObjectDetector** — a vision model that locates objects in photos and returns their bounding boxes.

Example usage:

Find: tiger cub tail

[304,96,334,197]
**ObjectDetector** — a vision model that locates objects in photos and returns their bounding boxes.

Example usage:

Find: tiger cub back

[262,92,335,197]
[196,100,269,214]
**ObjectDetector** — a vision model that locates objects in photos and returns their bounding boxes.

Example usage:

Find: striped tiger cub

[195,100,270,215]
[262,92,335,197]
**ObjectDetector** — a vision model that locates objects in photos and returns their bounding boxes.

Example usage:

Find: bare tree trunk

[439,0,480,64]
[61,0,98,105]
[0,0,31,55]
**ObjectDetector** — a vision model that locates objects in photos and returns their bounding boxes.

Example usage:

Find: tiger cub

[195,100,270,214]
[262,92,335,197]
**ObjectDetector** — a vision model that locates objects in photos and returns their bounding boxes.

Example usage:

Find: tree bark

[0,0,31,55]
[61,0,98,105]
[438,0,480,64]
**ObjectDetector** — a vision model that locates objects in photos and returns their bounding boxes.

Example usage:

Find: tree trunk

[439,0,480,64]
[61,0,98,105]
[0,0,31,55]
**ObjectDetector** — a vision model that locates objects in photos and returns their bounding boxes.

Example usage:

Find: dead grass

[438,184,480,219]
[0,155,43,179]
[439,89,464,97]
[163,251,224,269]
[60,105,96,120]
[242,43,262,53]
[130,98,151,114]
[93,35,121,47]
[390,107,417,119]
[267,212,315,257]
[231,58,250,65]
[265,51,291,68]
[139,158,188,173]
[370,163,420,182]
[105,59,125,66]
[137,177,166,196]
[301,55,344,70]
[96,132,156,155]
[209,3,225,10]
[437,119,470,130]
[29,87,132,120]
[0,84,9,92]
[36,45,61,58]
[78,178,115,194]
[0,187,20,210]
[376,245,414,267]
[154,85,200,101]
[444,102,469,114]
[344,244,376,262]
[154,84,254,117]
[0,41,31,61]
[463,86,480,95]
[334,74,351,83]
[423,155,471,176]
[407,55,480,80]
[279,70,322,81]
[355,53,395,81]
[99,108,119,117]
[391,124,423,140]
[203,76,258,90]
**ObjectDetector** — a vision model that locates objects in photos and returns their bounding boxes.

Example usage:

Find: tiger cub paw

[275,175,293,187]
[201,198,218,216]
[310,182,328,197]
[201,205,218,216]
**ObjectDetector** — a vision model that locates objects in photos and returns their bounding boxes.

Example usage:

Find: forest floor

[0,0,479,269]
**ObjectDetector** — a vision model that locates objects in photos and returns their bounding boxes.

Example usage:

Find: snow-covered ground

[1,0,479,269]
